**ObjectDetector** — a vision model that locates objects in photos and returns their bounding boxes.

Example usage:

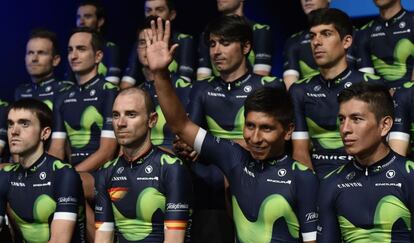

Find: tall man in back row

[144,17,318,243]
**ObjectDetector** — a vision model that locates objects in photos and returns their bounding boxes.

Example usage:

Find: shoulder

[154,147,184,167]
[251,74,284,87]
[172,75,192,89]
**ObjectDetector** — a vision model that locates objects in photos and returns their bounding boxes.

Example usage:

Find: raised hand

[144,17,178,73]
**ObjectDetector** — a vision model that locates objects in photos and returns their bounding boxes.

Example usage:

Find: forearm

[48,139,66,160]
[292,140,313,169]
[48,220,75,243]
[94,231,114,243]
[75,140,117,172]
[164,229,185,243]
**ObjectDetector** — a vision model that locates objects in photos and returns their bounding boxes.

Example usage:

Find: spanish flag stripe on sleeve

[164,220,187,230]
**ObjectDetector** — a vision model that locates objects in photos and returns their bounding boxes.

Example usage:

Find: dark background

[0,0,374,102]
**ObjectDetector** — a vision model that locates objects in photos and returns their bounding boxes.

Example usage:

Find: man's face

[76,5,103,31]
[373,0,399,9]
[209,34,250,75]
[25,38,59,81]
[310,24,351,69]
[137,30,149,67]
[338,98,389,159]
[8,109,48,157]
[300,0,330,15]
[217,0,243,14]
[112,92,157,148]
[68,32,101,76]
[144,0,176,20]
[243,111,292,160]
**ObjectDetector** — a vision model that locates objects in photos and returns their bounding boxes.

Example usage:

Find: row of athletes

[1,10,414,243]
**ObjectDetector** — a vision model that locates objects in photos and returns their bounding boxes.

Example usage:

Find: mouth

[343,138,356,146]
[313,50,325,58]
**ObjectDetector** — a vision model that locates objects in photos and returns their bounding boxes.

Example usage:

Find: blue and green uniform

[356,9,414,88]
[289,68,383,177]
[390,81,414,158]
[52,75,118,166]
[317,151,414,242]
[193,128,319,242]
[94,146,191,243]
[14,77,73,111]
[122,31,195,85]
[140,75,192,150]
[197,19,272,79]
[0,153,86,243]
[0,99,9,152]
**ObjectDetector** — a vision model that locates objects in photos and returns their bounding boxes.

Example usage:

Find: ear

[342,34,353,50]
[52,55,61,67]
[169,10,177,21]
[41,126,52,141]
[380,116,393,137]
[95,50,104,64]
[97,18,105,31]
[242,41,251,55]
[284,123,295,141]
[148,112,158,129]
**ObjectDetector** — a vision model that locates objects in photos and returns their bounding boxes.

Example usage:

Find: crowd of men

[0,0,414,242]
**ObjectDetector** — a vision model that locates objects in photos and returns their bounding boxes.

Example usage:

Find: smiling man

[318,82,414,242]
[289,8,383,178]
[145,17,318,243]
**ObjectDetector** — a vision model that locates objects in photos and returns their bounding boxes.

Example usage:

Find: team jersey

[289,68,383,177]
[65,40,122,85]
[197,19,272,79]
[283,30,358,80]
[95,146,191,243]
[14,77,73,111]
[52,75,118,166]
[140,75,192,150]
[390,81,414,158]
[193,129,318,242]
[318,151,414,242]
[0,153,86,243]
[356,9,414,88]
[122,30,195,85]
[0,100,8,150]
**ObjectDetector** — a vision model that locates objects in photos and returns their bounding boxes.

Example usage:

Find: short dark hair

[9,98,53,130]
[29,28,59,56]
[337,82,394,122]
[308,8,353,39]
[70,27,104,53]
[204,15,253,48]
[78,0,105,20]
[145,0,176,11]
[244,87,294,129]
[117,87,155,116]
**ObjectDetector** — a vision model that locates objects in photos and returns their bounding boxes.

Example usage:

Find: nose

[116,115,127,128]
[9,124,19,136]
[340,118,352,135]
[212,44,221,56]
[77,16,85,27]
[311,34,321,47]
[250,129,262,145]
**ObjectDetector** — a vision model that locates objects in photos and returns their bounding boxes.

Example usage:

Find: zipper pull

[228,83,231,91]
[365,168,368,176]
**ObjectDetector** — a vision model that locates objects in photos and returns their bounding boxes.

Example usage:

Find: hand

[144,17,179,73]
[173,136,199,162]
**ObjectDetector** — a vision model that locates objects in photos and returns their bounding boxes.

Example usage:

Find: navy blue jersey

[14,77,73,111]
[65,40,122,85]
[197,19,272,79]
[140,75,192,150]
[0,100,8,149]
[390,81,414,158]
[122,31,195,85]
[193,129,318,242]
[52,75,118,166]
[283,30,358,81]
[356,9,414,88]
[95,146,191,243]
[0,153,86,243]
[318,151,414,242]
[290,69,383,177]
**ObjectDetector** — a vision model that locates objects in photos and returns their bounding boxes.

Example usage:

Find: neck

[220,63,248,83]
[224,4,243,16]
[31,72,53,84]
[142,67,154,81]
[379,2,402,20]
[319,59,348,80]
[356,142,390,167]
[18,143,44,169]
[76,68,98,86]
[122,134,152,162]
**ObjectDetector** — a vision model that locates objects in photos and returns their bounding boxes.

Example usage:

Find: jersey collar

[319,67,352,88]
[32,76,56,90]
[78,75,101,91]
[123,146,154,167]
[352,151,396,176]
[380,9,406,27]
[22,153,48,175]
[220,72,251,91]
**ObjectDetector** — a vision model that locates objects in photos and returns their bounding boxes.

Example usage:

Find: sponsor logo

[244,85,252,93]
[312,154,353,161]
[90,89,96,96]
[58,196,78,204]
[137,176,159,181]
[313,85,321,92]
[64,98,77,103]
[337,182,363,188]
[117,167,124,174]
[393,29,411,35]
[305,212,318,222]
[11,181,26,187]
[33,181,52,187]
[386,170,396,179]
[306,92,326,98]
[344,82,352,88]
[26,88,33,93]
[207,92,226,97]
[399,21,406,29]
[83,97,98,102]
[236,95,248,98]
[375,25,382,32]
[243,167,255,178]
[21,94,33,98]
[371,32,386,37]
[39,172,47,180]
[69,92,75,98]
[256,53,271,59]
[346,171,356,180]
[145,165,153,174]
[375,182,402,188]
[112,176,128,181]
[277,169,287,177]
[266,179,291,184]
[214,86,222,92]
[45,86,52,92]
[166,203,189,211]
[95,206,103,212]
[39,92,54,97]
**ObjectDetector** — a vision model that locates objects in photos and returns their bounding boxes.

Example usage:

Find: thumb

[169,43,179,57]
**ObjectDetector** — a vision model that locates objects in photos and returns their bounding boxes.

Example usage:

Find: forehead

[113,91,147,113]
[339,98,372,115]
[8,108,39,122]
[69,32,92,46]
[245,111,282,126]
[310,23,337,33]
[145,0,168,9]
[27,37,53,50]
[77,5,97,15]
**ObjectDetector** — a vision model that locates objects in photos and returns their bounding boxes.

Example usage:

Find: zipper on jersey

[365,167,368,176]
[228,83,231,91]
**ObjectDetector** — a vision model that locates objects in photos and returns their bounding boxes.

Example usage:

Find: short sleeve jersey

[0,153,86,243]
[52,75,118,166]
[390,81,414,158]
[318,151,414,242]
[356,9,414,88]
[122,31,195,85]
[94,146,191,243]
[197,19,272,79]
[289,68,383,176]
[140,75,192,150]
[193,129,319,242]
[14,77,73,111]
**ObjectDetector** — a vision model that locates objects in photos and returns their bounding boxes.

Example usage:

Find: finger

[150,19,157,41]
[157,17,164,42]
[144,29,152,49]
[164,20,171,43]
